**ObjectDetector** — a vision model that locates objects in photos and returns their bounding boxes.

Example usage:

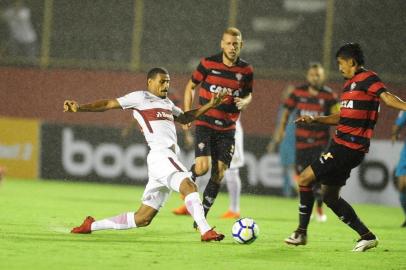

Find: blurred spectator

[2,0,38,58]
[392,111,406,227]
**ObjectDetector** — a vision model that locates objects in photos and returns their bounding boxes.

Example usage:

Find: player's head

[335,43,364,79]
[147,67,170,98]
[306,62,325,90]
[221,27,243,63]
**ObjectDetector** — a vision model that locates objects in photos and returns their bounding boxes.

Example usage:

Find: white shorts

[230,119,244,169]
[142,148,192,210]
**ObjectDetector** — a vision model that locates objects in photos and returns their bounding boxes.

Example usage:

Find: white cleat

[315,214,327,223]
[352,238,379,252]
[284,231,307,246]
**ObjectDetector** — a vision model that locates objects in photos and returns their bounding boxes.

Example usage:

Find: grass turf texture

[0,179,405,270]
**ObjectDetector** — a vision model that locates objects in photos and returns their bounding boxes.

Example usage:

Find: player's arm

[380,91,406,111]
[63,99,121,112]
[175,92,225,124]
[295,113,340,125]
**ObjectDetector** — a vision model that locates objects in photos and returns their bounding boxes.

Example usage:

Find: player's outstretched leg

[321,185,378,252]
[285,166,316,246]
[179,178,224,242]
[221,168,241,219]
[71,205,157,234]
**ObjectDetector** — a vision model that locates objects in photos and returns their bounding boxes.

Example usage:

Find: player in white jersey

[220,118,244,219]
[64,67,225,242]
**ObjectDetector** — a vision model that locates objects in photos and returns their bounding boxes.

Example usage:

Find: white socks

[184,192,211,235]
[224,168,241,213]
[91,212,136,231]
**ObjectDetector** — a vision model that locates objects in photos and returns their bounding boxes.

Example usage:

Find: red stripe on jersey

[337,125,374,138]
[168,157,184,172]
[284,98,295,108]
[203,60,253,75]
[343,71,375,88]
[205,108,239,122]
[341,91,380,101]
[195,120,236,131]
[192,70,204,83]
[296,129,328,138]
[296,140,329,150]
[368,81,385,95]
[333,136,365,152]
[206,75,240,89]
[133,108,153,133]
[340,108,378,120]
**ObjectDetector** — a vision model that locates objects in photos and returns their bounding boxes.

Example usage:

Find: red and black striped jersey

[333,69,387,152]
[284,85,339,150]
[191,53,254,131]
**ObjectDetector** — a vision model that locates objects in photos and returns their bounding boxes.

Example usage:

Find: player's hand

[209,91,226,107]
[235,97,249,110]
[63,100,79,112]
[295,115,315,124]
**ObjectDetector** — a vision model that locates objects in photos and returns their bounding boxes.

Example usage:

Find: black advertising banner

[40,122,285,194]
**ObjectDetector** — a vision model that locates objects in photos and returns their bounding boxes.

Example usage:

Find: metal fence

[1,0,405,81]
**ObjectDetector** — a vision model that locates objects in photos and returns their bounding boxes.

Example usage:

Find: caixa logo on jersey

[40,123,149,184]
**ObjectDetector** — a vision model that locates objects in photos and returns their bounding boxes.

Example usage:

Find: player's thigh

[211,130,235,170]
[141,179,171,211]
[297,165,317,186]
[195,156,211,175]
[195,125,212,166]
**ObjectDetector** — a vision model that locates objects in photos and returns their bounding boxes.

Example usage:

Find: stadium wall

[0,67,404,138]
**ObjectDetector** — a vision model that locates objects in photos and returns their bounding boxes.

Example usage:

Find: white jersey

[117,91,183,152]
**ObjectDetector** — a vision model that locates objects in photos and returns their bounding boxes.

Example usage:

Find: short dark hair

[147,67,169,80]
[335,43,365,65]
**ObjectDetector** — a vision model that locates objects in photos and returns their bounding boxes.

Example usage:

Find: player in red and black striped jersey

[272,63,339,222]
[285,43,406,252]
[183,27,253,221]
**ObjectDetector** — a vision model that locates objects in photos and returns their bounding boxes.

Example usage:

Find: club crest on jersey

[350,82,357,90]
[341,100,354,109]
[235,73,243,81]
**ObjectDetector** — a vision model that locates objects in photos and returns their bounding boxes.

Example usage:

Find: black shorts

[295,146,325,174]
[195,125,235,167]
[311,142,365,186]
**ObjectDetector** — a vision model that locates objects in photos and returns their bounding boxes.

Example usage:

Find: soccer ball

[231,218,259,244]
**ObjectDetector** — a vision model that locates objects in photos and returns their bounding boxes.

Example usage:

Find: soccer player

[182,27,253,223]
[284,43,406,251]
[272,63,339,220]
[392,111,406,227]
[64,67,225,242]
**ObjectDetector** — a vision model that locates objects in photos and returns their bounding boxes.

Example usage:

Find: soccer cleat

[172,204,190,215]
[284,230,307,246]
[71,216,95,234]
[352,238,379,252]
[220,210,240,219]
[201,228,225,242]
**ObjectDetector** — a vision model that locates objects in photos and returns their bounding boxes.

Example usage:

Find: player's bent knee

[194,163,209,176]
[179,178,197,196]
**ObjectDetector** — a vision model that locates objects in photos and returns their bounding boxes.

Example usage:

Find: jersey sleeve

[116,91,143,109]
[365,74,387,97]
[283,91,297,111]
[191,58,209,84]
[395,111,406,127]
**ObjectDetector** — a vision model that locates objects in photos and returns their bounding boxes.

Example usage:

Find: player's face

[221,34,242,62]
[148,73,170,98]
[306,67,325,89]
[337,57,356,79]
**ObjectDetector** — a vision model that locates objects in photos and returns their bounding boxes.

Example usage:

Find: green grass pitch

[1,178,405,270]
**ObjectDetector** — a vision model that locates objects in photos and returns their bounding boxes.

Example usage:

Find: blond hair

[223,27,242,39]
